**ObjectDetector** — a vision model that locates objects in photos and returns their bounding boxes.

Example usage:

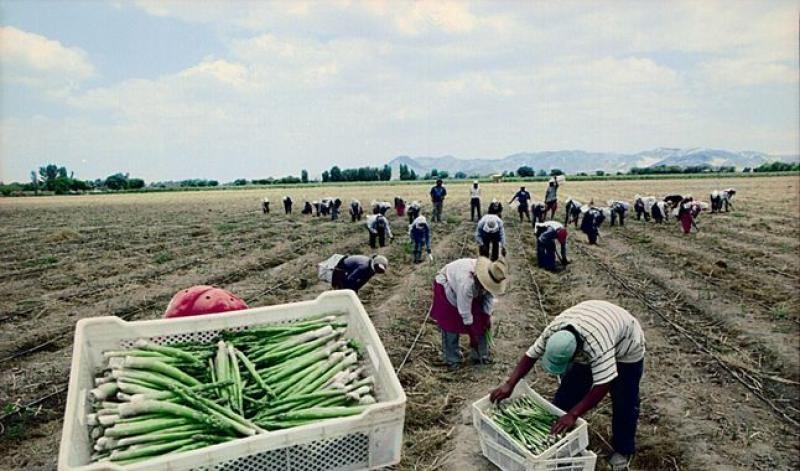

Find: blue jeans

[552,360,643,456]
[537,239,556,271]
[440,329,488,366]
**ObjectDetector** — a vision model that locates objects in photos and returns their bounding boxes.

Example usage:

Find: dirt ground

[0,176,798,470]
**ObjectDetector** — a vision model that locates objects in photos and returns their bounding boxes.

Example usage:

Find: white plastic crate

[479,437,596,471]
[472,381,589,463]
[58,290,406,471]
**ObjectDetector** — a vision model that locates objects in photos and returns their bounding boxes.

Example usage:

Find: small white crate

[472,381,589,463]
[58,290,406,471]
[479,437,596,471]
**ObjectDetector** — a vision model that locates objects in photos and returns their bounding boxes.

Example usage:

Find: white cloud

[701,57,798,86]
[0,26,95,90]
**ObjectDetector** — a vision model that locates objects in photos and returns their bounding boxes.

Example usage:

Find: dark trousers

[262,203,269,214]
[470,198,481,221]
[478,232,501,261]
[408,209,419,224]
[553,360,643,456]
[584,227,599,244]
[518,205,530,222]
[537,239,556,271]
[369,229,386,248]
[611,210,625,226]
[432,202,443,222]
[284,203,292,214]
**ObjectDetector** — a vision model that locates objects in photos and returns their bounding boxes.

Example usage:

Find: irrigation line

[574,243,800,428]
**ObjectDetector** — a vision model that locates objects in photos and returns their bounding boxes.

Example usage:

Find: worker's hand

[489,382,514,403]
[551,412,577,435]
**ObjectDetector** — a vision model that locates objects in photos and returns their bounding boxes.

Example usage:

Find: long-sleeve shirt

[526,300,646,386]
[366,215,393,238]
[475,214,506,246]
[337,255,376,292]
[409,217,431,251]
[470,187,481,199]
[430,186,447,202]
[435,258,495,325]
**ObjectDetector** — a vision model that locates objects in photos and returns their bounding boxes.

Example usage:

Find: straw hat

[475,256,509,296]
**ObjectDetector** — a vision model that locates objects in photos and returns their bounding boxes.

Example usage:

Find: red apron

[430,281,491,335]
[680,212,693,234]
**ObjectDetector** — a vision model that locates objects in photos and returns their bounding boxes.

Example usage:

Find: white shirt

[435,258,495,325]
[470,187,481,199]
[526,300,646,386]
[539,220,563,230]
[475,214,506,246]
[366,215,393,238]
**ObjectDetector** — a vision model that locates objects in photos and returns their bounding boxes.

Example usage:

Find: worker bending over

[331,254,389,294]
[475,214,506,261]
[608,200,630,227]
[366,213,393,248]
[409,216,432,264]
[535,221,568,271]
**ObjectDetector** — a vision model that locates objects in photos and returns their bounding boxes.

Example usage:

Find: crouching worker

[407,200,421,224]
[490,300,645,471]
[366,213,393,248]
[431,257,509,368]
[535,221,568,271]
[475,214,506,261]
[608,200,630,227]
[350,199,364,222]
[282,196,293,215]
[261,198,270,214]
[580,206,605,244]
[301,201,313,215]
[327,254,388,294]
[409,216,432,263]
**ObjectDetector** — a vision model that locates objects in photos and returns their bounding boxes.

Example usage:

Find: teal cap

[541,330,577,375]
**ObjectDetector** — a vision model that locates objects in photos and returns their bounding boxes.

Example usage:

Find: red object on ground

[556,228,568,245]
[429,281,491,335]
[163,285,249,318]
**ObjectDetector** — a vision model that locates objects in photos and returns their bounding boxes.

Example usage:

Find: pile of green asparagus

[491,396,565,456]
[87,314,376,465]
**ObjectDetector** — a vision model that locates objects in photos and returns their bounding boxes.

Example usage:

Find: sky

[1,0,798,183]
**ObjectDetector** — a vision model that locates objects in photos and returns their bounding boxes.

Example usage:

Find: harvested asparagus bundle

[491,396,566,455]
[87,314,376,466]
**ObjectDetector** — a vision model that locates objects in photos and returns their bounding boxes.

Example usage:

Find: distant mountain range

[388,148,799,177]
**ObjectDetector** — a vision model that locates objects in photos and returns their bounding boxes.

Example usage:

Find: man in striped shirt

[490,300,645,470]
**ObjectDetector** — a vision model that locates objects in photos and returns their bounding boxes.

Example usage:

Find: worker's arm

[551,383,610,434]
[559,242,568,264]
[490,354,536,402]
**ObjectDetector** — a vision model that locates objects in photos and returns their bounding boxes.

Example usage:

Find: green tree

[536,169,547,177]
[550,168,564,176]
[595,170,605,176]
[454,171,467,179]
[322,170,330,182]
[301,169,309,183]
[105,173,129,190]
[128,178,145,189]
[517,166,535,177]
[379,164,392,181]
[330,166,342,182]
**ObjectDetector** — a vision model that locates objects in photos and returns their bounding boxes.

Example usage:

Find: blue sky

[1,0,797,182]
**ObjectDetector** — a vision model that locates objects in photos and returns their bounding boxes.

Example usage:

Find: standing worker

[407,200,422,224]
[329,254,389,294]
[509,186,532,223]
[490,300,645,471]
[282,196,293,215]
[366,213,393,248]
[470,181,482,221]
[430,179,448,223]
[261,197,270,214]
[608,200,630,227]
[580,205,605,245]
[431,257,509,368]
[545,177,560,220]
[409,216,432,264]
[487,198,503,218]
[535,221,569,271]
[475,214,506,261]
[349,199,364,222]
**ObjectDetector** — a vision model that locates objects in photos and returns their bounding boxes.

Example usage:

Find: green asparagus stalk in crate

[491,396,566,455]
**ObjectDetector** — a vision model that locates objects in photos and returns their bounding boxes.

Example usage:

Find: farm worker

[431,256,509,368]
[531,201,547,224]
[608,200,630,227]
[366,213,393,248]
[331,255,389,294]
[394,197,406,217]
[470,181,482,221]
[475,214,506,261]
[721,188,736,212]
[407,200,422,224]
[320,197,334,217]
[535,221,569,271]
[350,199,364,222]
[633,195,653,222]
[564,198,583,227]
[509,186,532,223]
[374,201,392,215]
[651,201,667,224]
[282,196,293,215]
[487,198,503,218]
[302,201,314,215]
[409,216,432,264]
[331,198,342,221]
[580,206,605,245]
[709,190,722,213]
[261,197,270,214]
[490,300,645,471]
[312,200,321,217]
[430,179,447,223]
[545,178,560,219]
[663,194,684,210]
[164,285,248,318]
[678,196,697,234]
